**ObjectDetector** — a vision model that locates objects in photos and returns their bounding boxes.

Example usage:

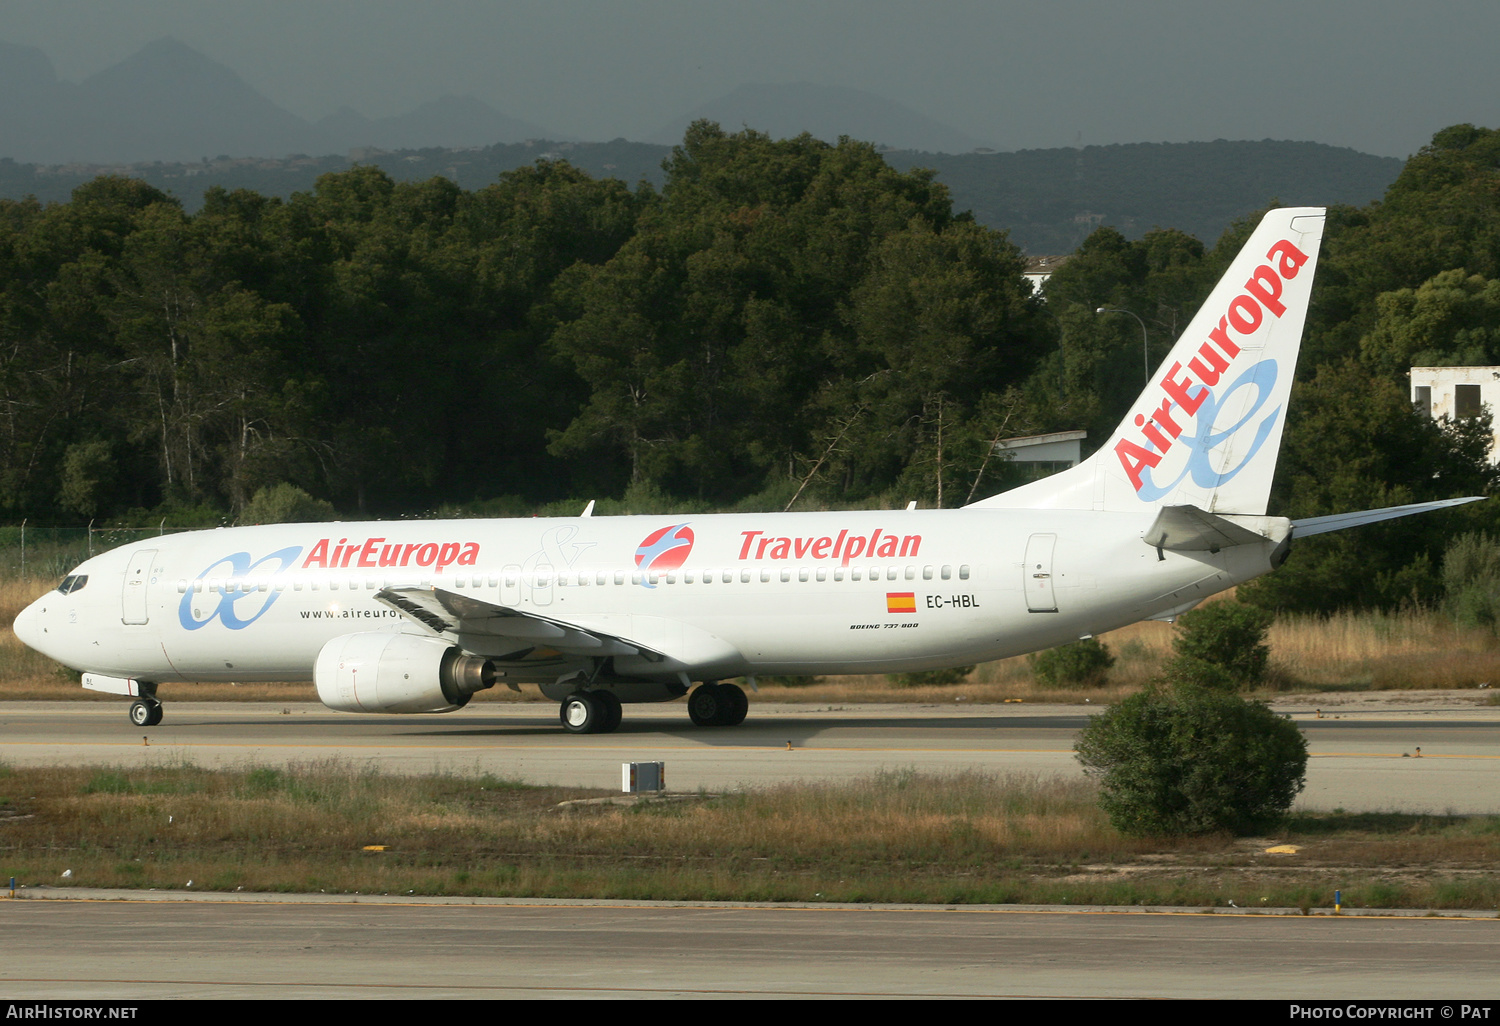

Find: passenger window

[684,571,695,583]
[851,568,862,581]
[833,567,844,581]
[904,566,915,580]
[738,570,749,583]
[759,569,770,583]
[176,580,187,594]
[959,565,971,580]
[780,569,791,583]
[941,565,952,580]
[923,566,934,580]
[615,571,625,585]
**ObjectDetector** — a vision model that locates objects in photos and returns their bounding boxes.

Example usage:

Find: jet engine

[315,632,498,713]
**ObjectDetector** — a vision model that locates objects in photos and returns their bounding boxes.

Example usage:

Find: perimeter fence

[0,524,197,580]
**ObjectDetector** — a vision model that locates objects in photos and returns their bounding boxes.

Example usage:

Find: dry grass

[4,761,1499,909]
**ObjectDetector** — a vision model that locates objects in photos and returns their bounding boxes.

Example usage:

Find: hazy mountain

[72,38,315,164]
[0,38,560,164]
[654,82,988,153]
[315,95,557,152]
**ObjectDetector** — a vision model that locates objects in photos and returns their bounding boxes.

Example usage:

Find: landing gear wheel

[129,700,162,727]
[559,692,602,734]
[688,683,728,727]
[719,683,748,726]
[590,690,623,734]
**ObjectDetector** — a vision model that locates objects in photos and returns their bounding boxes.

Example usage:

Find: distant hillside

[0,37,559,164]
[0,137,1403,253]
[883,140,1404,252]
[653,83,986,154]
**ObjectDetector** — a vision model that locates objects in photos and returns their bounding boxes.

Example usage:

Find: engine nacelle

[315,632,498,714]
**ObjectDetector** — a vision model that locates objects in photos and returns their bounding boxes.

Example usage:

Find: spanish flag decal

[886,592,916,614]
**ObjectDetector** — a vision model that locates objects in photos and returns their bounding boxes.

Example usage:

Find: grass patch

[3,762,1499,909]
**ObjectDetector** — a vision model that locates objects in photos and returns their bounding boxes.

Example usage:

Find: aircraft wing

[1292,497,1486,537]
[375,586,660,659]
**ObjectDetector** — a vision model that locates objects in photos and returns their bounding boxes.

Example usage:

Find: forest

[1,120,1498,614]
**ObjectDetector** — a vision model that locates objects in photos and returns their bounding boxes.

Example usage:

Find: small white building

[995,430,1087,478]
[1410,366,1500,460]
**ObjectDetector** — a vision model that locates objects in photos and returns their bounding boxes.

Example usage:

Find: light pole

[1096,306,1150,387]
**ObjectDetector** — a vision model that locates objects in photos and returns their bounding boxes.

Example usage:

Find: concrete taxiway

[2,891,1498,999]
[1,698,1498,813]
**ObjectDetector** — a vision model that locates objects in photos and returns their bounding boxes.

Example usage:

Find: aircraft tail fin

[970,206,1326,515]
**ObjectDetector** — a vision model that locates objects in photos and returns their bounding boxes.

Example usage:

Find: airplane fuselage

[16,507,1281,696]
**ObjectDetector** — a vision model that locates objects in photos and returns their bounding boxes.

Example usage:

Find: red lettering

[811,537,831,559]
[378,544,401,567]
[832,530,847,559]
[756,536,773,559]
[1209,317,1241,358]
[457,542,479,566]
[1115,438,1163,491]
[842,537,867,566]
[303,538,330,568]
[793,537,813,559]
[1243,264,1286,317]
[1227,294,1263,334]
[1267,238,1308,279]
[1136,415,1172,452]
[876,536,898,558]
[768,538,790,560]
[899,535,921,557]
[739,531,762,560]
[1160,363,1207,416]
[1150,399,1184,438]
[1188,340,1231,386]
[414,543,438,567]
[357,538,381,567]
[401,543,420,566]
[435,542,461,572]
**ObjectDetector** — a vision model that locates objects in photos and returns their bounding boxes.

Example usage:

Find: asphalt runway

[2,893,1497,999]
[3,698,1499,813]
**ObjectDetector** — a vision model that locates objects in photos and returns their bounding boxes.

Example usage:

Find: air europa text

[1115,236,1310,491]
[301,537,481,573]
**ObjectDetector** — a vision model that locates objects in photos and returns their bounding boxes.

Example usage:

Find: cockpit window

[56,575,89,594]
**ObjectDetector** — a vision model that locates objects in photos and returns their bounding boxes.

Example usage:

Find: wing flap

[375,586,660,659]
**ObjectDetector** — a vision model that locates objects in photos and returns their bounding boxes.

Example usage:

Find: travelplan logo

[635,524,695,574]
[1114,236,1308,498]
[178,546,303,631]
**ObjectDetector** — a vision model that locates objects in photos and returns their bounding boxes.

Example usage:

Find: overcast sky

[3,0,1497,157]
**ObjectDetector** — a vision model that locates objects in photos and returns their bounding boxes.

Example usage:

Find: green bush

[239,484,337,525]
[1170,600,1273,687]
[1074,686,1308,836]
[887,666,975,687]
[1443,532,1500,630]
[1029,638,1115,688]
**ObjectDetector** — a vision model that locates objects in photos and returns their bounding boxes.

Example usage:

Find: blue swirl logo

[1137,359,1281,502]
[178,546,303,631]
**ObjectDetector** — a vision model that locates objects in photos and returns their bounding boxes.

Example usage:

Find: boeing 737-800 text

[11,207,1481,732]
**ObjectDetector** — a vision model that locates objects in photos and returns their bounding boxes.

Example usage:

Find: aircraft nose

[12,595,46,652]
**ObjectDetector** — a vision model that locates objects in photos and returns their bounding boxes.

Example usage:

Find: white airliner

[11,207,1482,733]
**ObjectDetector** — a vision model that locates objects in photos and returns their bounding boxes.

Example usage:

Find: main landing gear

[687,682,748,727]
[128,697,163,727]
[559,690,623,735]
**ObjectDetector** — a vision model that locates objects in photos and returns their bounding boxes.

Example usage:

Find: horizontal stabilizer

[1143,504,1272,553]
[1292,497,1486,537]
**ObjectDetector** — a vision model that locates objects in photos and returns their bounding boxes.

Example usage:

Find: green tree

[1075,687,1308,836]
[1167,601,1273,689]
